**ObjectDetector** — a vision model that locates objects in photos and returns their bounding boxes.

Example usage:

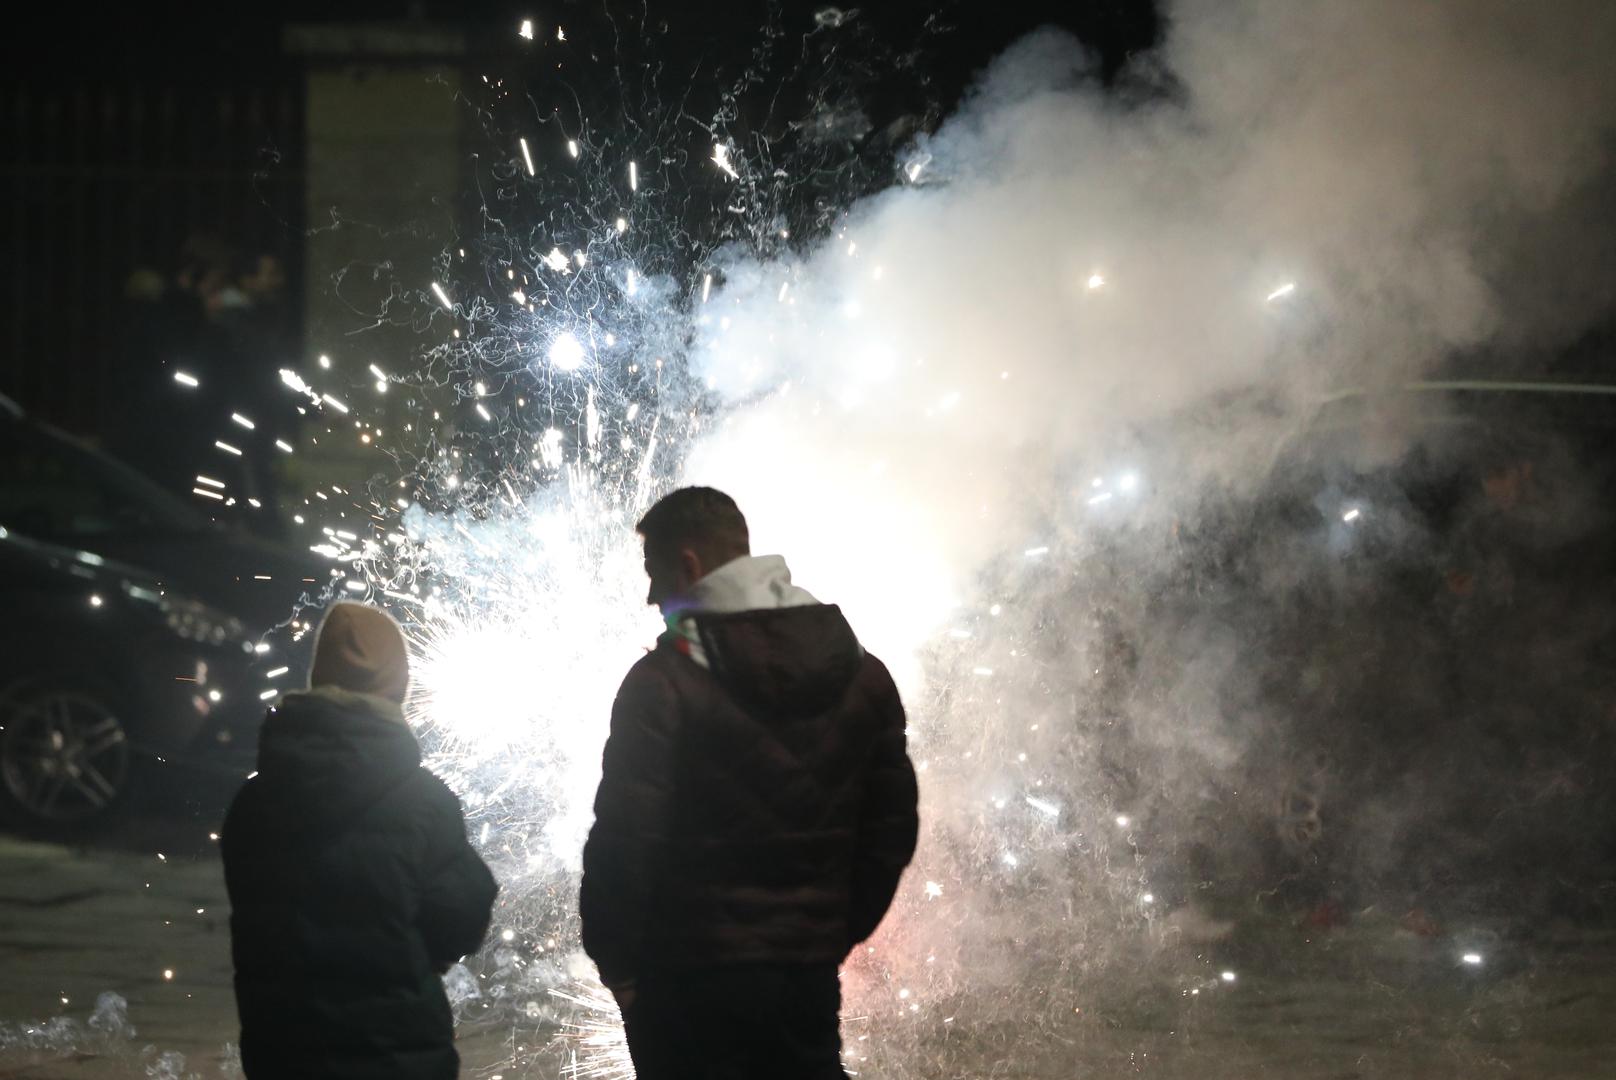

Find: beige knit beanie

[308,602,411,705]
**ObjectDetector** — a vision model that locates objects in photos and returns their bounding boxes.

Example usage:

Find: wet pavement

[3,818,1614,1079]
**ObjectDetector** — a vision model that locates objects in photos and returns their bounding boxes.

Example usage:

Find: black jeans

[622,964,847,1080]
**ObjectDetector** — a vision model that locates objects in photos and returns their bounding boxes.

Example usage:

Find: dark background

[0,1,1159,439]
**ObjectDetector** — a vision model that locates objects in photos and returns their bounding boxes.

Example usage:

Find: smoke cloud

[672,0,1616,1053]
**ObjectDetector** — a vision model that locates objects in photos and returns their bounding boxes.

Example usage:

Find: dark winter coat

[580,603,919,987]
[221,688,498,1080]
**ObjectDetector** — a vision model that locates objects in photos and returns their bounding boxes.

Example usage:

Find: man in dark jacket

[580,486,920,1080]
[222,602,498,1080]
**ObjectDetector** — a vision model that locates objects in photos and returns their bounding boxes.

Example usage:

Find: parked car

[969,380,1616,918]
[0,393,331,830]
[0,392,324,629]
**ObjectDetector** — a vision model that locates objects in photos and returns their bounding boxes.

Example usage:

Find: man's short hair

[637,486,750,568]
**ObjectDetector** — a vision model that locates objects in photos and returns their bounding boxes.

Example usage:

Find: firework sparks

[711,142,739,179]
[550,981,634,1080]
[548,332,587,371]
[258,11,1358,1077]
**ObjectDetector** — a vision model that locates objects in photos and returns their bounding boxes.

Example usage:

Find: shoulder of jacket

[388,766,464,820]
[856,650,904,715]
[219,776,262,844]
[621,647,686,693]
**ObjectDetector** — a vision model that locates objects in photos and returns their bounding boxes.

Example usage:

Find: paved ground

[3,825,1615,1079]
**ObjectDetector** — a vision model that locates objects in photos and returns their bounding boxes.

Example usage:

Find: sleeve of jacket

[848,655,920,947]
[579,658,681,988]
[417,773,499,971]
[217,779,259,907]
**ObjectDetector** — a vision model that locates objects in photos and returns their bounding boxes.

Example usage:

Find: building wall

[0,80,303,438]
[283,23,466,499]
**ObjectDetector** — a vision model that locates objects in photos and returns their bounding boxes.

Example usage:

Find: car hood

[68,531,329,633]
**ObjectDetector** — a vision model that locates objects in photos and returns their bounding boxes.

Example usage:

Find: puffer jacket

[580,600,919,987]
[221,688,498,1080]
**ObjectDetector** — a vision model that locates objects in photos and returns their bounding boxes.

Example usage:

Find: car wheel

[0,679,132,828]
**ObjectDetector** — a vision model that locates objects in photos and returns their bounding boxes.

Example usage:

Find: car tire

[0,675,134,833]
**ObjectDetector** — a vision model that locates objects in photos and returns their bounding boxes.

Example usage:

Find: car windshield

[0,420,211,540]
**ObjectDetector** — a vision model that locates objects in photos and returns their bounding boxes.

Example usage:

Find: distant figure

[581,487,920,1080]
[222,603,497,1080]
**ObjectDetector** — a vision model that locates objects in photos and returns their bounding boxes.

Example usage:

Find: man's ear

[678,547,705,585]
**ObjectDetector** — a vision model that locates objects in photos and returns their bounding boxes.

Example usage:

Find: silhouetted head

[636,486,750,611]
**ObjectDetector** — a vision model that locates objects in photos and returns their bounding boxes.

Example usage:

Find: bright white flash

[712,143,739,179]
[520,138,535,176]
[1087,272,1105,289]
[431,282,454,310]
[518,19,533,39]
[1266,281,1297,302]
[1024,795,1060,818]
[548,332,586,371]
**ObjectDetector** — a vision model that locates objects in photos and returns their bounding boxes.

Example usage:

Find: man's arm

[579,660,681,990]
[848,656,920,947]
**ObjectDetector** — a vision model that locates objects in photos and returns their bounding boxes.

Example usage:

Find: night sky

[7,2,1161,99]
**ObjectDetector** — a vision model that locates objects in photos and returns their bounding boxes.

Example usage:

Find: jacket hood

[658,554,862,717]
[692,604,866,719]
[665,555,824,668]
[686,554,820,613]
[249,686,421,832]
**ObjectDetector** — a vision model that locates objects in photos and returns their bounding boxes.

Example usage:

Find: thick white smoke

[393,5,1616,1072]
[686,0,1616,675]
[669,1,1616,1060]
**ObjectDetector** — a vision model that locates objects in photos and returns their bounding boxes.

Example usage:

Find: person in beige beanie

[308,601,413,704]
[221,602,497,1080]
